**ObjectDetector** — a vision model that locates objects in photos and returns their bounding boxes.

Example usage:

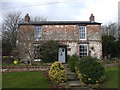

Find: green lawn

[2,71,50,88]
[104,67,119,88]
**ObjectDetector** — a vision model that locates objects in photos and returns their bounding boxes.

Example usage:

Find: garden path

[63,64,87,89]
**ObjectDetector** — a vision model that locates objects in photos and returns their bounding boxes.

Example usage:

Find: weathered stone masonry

[87,25,102,59]
[42,25,79,40]
[18,14,102,61]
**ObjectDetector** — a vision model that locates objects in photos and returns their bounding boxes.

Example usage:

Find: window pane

[79,26,86,40]
[34,26,42,41]
[79,44,88,58]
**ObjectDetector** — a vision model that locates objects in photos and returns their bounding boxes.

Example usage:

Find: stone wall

[42,25,79,40]
[58,41,79,56]
[87,25,102,59]
[87,25,101,41]
[66,42,79,56]
[19,24,102,60]
[89,41,102,59]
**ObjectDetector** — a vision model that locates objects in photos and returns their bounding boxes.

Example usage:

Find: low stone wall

[104,64,119,67]
[1,66,50,73]
[103,59,120,67]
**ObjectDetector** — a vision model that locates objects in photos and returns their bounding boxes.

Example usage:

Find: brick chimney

[24,13,30,22]
[89,14,95,22]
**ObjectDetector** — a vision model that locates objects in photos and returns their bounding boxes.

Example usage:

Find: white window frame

[34,26,42,41]
[79,26,87,40]
[79,44,88,58]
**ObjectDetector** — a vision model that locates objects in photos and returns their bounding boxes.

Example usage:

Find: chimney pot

[89,14,95,22]
[24,13,30,22]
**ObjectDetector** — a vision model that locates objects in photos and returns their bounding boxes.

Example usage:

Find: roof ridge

[18,21,102,25]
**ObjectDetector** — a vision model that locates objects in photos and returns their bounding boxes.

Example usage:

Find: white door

[58,47,65,63]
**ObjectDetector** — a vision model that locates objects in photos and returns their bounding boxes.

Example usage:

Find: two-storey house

[18,14,102,63]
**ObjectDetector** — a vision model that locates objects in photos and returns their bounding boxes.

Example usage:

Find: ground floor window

[34,44,41,59]
[79,44,88,58]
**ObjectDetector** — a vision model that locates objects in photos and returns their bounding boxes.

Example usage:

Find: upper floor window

[34,26,42,41]
[79,26,86,40]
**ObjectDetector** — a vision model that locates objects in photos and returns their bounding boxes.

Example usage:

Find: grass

[2,71,50,88]
[103,67,119,88]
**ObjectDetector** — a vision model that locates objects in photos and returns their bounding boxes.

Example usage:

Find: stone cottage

[18,14,102,63]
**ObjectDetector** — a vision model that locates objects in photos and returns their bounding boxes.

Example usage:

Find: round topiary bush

[48,61,67,83]
[77,57,105,84]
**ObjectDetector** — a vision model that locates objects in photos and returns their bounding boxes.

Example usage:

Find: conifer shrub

[76,57,105,84]
[48,61,67,83]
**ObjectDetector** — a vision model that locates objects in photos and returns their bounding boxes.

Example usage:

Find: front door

[58,47,65,63]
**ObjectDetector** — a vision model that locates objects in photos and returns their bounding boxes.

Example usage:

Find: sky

[1,0,120,25]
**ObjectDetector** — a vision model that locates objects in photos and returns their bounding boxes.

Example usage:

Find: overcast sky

[1,0,119,25]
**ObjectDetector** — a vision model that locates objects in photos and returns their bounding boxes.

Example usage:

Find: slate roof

[18,21,101,25]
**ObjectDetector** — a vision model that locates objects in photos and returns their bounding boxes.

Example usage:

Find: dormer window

[79,26,86,40]
[34,26,42,41]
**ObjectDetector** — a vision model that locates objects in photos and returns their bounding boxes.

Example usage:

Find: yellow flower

[13,60,18,64]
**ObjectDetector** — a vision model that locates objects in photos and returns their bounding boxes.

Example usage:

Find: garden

[68,56,119,88]
[2,41,120,89]
[2,56,119,89]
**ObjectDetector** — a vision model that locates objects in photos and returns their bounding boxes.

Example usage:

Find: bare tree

[19,14,47,65]
[31,15,47,22]
[2,11,47,64]
[19,26,34,65]
[101,23,118,37]
[19,14,47,64]
[2,11,22,55]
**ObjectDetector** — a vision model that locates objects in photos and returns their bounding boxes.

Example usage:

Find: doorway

[58,47,66,63]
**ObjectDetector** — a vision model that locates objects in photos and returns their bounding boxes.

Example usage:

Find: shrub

[76,57,105,84]
[48,61,67,83]
[68,55,79,72]
[75,66,83,82]
[2,56,14,64]
[37,40,59,63]
[13,60,18,65]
